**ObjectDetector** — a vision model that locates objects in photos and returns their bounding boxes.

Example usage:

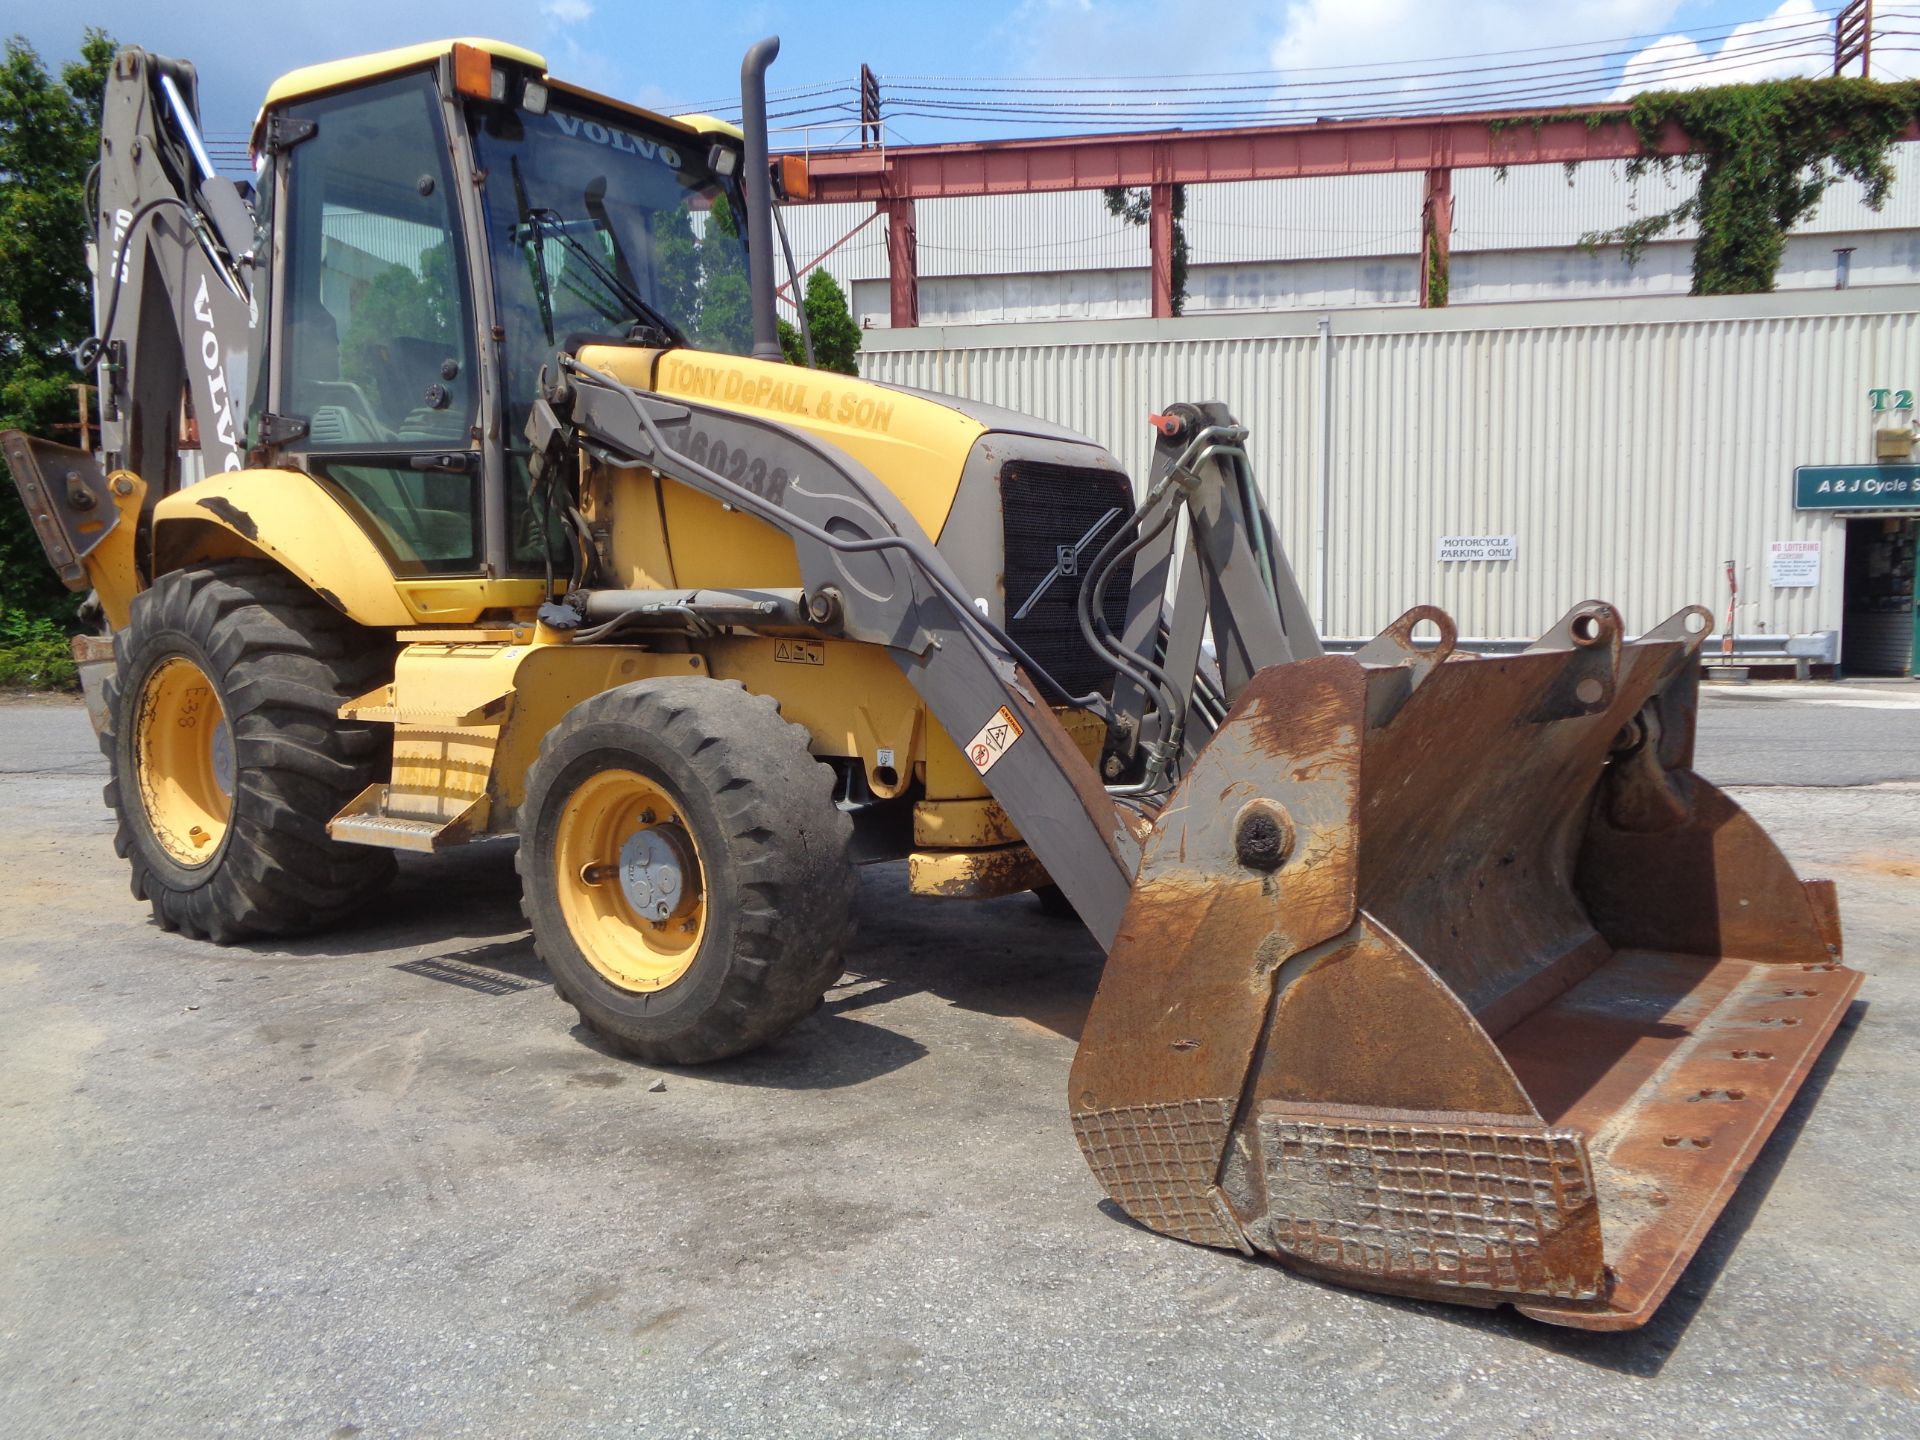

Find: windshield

[472,100,750,353]
[469,98,753,570]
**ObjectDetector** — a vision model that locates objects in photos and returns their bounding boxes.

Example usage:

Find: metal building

[784,147,1920,327]
[859,284,1920,675]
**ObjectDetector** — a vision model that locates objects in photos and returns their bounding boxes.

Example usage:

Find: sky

[3,0,1915,148]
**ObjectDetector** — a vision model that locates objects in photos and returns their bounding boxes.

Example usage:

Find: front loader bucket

[1070,601,1860,1330]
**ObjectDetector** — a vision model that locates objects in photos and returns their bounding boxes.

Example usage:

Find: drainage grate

[393,956,545,996]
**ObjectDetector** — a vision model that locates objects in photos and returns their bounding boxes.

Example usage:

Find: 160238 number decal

[685,429,791,505]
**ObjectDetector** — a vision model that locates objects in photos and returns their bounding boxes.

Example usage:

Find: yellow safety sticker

[773,639,825,665]
[965,705,1024,775]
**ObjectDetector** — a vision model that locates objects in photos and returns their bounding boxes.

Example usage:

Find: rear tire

[102,562,396,943]
[518,677,855,1065]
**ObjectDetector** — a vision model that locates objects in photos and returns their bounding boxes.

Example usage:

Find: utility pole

[859,63,882,148]
[1834,0,1873,77]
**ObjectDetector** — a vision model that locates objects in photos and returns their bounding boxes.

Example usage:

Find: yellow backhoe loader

[2,36,1861,1330]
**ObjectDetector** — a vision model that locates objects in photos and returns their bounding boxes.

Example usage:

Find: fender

[152,469,544,626]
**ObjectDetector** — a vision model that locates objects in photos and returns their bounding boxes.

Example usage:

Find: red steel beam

[794,105,1918,326]
[1419,166,1453,309]
[884,198,918,328]
[1149,185,1174,319]
[798,105,1697,203]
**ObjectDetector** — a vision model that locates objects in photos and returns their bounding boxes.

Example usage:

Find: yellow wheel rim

[134,655,234,868]
[553,768,707,992]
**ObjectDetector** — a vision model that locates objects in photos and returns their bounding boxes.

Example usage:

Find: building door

[1841,517,1918,676]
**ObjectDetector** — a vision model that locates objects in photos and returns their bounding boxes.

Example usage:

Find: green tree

[653,202,700,329]
[778,268,862,375]
[0,28,114,623]
[339,239,456,415]
[695,194,753,354]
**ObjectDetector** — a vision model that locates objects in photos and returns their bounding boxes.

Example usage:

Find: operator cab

[249,39,753,584]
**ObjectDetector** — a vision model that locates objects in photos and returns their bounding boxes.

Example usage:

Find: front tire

[518,677,855,1065]
[102,562,395,942]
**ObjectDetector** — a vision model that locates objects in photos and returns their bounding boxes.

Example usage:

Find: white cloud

[1609,1,1836,99]
[541,0,595,24]
[998,1,1281,77]
[1611,2,1920,96]
[1270,1,1681,76]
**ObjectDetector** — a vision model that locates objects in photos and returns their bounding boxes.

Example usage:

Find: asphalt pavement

[1,681,1916,1439]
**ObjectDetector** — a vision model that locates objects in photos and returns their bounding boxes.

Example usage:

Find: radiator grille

[999,461,1136,698]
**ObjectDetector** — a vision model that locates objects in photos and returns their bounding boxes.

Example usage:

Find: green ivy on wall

[1579,78,1920,294]
[1423,214,1450,308]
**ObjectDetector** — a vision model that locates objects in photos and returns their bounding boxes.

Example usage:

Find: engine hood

[579,345,993,543]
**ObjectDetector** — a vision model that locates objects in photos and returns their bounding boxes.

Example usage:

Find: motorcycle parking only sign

[1437,534,1517,562]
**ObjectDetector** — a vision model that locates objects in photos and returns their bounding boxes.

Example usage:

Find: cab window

[278,72,481,575]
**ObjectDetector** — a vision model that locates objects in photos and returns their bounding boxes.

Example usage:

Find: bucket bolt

[1234,800,1295,873]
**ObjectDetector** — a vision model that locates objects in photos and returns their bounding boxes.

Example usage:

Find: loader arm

[538,362,1861,1331]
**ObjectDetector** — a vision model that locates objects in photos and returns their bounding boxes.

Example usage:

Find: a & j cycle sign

[1794,464,1920,510]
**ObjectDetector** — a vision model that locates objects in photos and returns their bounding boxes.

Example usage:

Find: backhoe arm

[91,47,257,484]
[3,47,256,623]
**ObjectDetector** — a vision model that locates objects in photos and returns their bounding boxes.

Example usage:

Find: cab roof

[260,37,546,110]
[253,37,743,149]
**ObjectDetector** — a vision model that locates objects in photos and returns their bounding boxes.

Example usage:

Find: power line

[661,12,1918,144]
[878,37,1920,130]
[884,10,1834,94]
[871,27,1861,121]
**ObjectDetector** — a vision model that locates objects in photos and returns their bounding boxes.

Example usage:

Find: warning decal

[773,639,825,665]
[965,705,1025,776]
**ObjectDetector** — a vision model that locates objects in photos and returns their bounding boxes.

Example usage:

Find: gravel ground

[0,685,1915,1439]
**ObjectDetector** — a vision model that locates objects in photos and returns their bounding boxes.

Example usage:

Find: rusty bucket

[1069,601,1860,1330]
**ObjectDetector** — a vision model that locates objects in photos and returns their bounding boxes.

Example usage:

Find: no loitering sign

[1767,540,1821,588]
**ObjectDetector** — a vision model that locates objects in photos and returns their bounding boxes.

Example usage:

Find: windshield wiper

[524,208,689,348]
[511,159,557,345]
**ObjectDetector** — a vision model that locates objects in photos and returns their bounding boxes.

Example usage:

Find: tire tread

[102,562,395,942]
[516,677,856,1064]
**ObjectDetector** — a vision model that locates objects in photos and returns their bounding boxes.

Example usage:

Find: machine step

[328,784,490,853]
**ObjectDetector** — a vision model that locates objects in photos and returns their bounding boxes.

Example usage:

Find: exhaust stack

[739,36,784,363]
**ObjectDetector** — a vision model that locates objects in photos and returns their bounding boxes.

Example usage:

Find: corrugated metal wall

[839,238,1920,324]
[1449,229,1920,303]
[859,287,1920,641]
[1452,145,1920,251]
[1184,175,1424,262]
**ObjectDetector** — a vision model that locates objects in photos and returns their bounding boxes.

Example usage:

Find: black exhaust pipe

[740,36,783,362]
